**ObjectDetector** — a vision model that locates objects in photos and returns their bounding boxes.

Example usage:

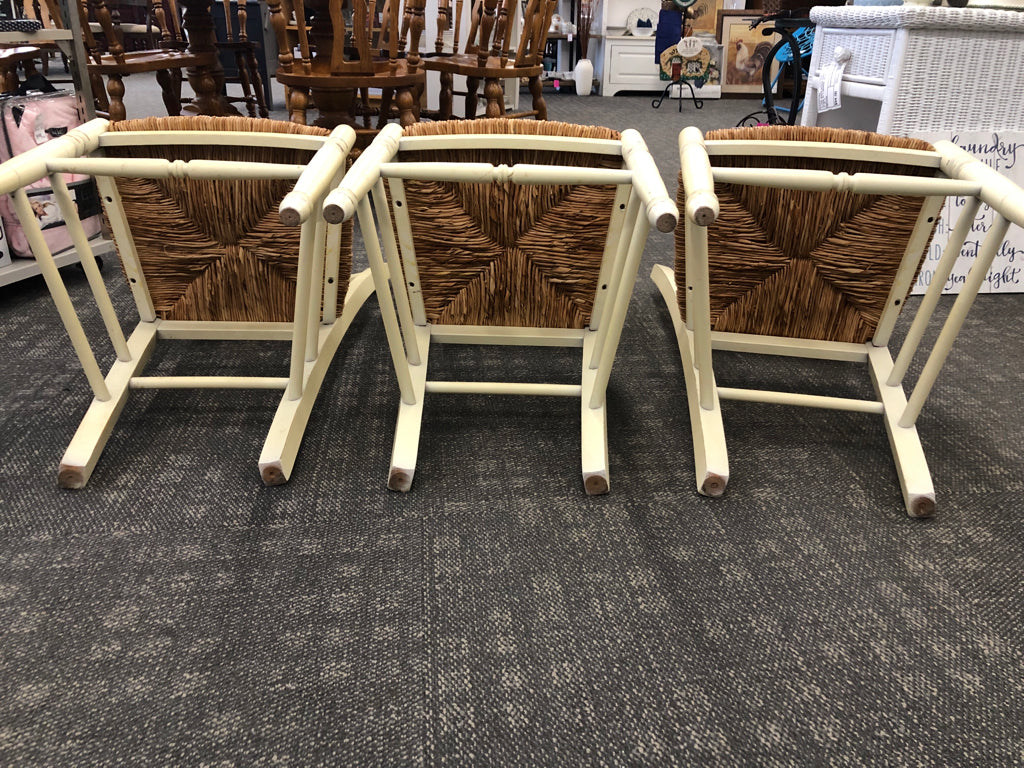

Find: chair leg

[529,74,547,120]
[580,329,610,495]
[155,68,183,116]
[484,77,504,117]
[105,74,128,122]
[388,324,430,492]
[58,322,159,488]
[439,71,453,120]
[867,346,937,517]
[651,264,729,497]
[258,270,376,485]
[465,76,480,118]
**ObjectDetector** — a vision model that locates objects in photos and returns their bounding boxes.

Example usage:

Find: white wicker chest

[801,5,1024,135]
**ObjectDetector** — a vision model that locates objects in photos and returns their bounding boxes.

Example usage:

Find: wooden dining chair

[267,0,427,139]
[0,0,65,92]
[316,118,677,493]
[78,0,215,121]
[423,0,555,120]
[652,124,1024,516]
[212,0,268,118]
[0,115,374,487]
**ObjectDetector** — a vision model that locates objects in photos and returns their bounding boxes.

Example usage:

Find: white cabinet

[802,5,1024,135]
[601,34,721,98]
[602,35,662,95]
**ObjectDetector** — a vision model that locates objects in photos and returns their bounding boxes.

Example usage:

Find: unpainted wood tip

[57,464,86,490]
[388,468,413,492]
[260,463,287,486]
[910,496,936,518]
[279,208,302,227]
[700,473,727,498]
[656,210,678,233]
[584,473,609,496]
[324,203,346,225]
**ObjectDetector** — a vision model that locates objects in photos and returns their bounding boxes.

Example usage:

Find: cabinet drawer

[815,27,894,84]
[606,39,662,89]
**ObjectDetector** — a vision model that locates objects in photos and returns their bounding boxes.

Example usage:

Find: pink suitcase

[0,92,103,259]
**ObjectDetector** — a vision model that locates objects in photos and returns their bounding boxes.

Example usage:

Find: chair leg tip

[58,464,86,490]
[700,473,727,497]
[909,495,936,518]
[584,473,609,495]
[388,468,413,492]
[260,463,287,486]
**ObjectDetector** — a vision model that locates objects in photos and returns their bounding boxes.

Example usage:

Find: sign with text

[913,131,1024,295]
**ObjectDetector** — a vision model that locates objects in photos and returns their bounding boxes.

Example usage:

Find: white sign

[913,130,1024,295]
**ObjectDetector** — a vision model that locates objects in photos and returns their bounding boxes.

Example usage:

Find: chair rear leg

[389,325,430,491]
[580,330,610,494]
[867,346,936,517]
[259,270,376,485]
[651,264,728,496]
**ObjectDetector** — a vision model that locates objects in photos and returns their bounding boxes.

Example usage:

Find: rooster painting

[727,34,774,87]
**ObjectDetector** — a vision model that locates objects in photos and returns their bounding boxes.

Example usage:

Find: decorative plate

[625,7,658,36]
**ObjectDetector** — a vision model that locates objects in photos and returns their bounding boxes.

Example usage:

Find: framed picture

[687,0,724,36]
[718,12,779,94]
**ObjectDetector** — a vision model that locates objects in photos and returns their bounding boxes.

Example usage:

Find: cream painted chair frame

[313,122,677,493]
[652,126,1024,517]
[0,119,374,487]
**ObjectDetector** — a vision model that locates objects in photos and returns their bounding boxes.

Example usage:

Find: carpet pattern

[1,92,1022,765]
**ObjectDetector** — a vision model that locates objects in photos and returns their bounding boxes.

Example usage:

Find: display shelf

[0,239,115,288]
[0,2,100,288]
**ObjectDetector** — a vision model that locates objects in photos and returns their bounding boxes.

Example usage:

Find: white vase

[574,58,594,96]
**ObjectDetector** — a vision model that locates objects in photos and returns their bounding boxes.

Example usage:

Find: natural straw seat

[105,115,352,323]
[652,124,1024,516]
[0,115,374,488]
[679,126,937,344]
[318,118,677,493]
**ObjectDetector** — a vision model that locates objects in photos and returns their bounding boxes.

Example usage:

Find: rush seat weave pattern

[675,125,936,344]
[106,115,352,322]
[397,119,622,328]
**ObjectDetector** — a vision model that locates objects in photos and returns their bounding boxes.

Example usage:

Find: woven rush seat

[679,125,938,344]
[652,123,1024,517]
[395,119,626,328]
[104,115,353,323]
[320,117,677,493]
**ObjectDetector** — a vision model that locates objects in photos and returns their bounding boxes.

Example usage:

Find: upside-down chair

[0,115,374,487]
[652,124,1024,516]
[314,118,677,493]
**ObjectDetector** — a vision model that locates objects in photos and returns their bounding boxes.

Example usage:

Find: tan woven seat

[652,124,1024,516]
[0,115,374,488]
[316,118,677,493]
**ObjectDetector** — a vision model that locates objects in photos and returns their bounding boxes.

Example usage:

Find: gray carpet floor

[1,81,1022,765]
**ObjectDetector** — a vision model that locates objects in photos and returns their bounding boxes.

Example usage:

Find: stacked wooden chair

[78,0,213,121]
[424,0,556,120]
[267,0,427,137]
[0,115,374,487]
[314,118,677,493]
[653,124,1024,516]
[0,0,66,93]
[212,0,268,118]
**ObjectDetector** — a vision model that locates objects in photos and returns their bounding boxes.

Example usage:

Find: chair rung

[425,381,582,396]
[716,387,885,414]
[129,376,289,390]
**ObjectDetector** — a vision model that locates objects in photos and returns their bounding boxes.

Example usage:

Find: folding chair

[0,115,374,487]
[652,124,1024,516]
[311,119,676,493]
